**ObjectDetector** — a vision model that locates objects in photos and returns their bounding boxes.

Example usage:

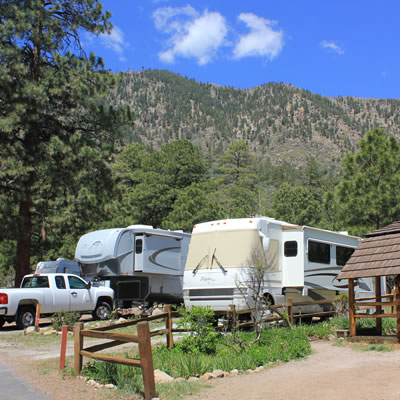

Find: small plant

[334,293,349,316]
[51,311,81,332]
[176,305,221,354]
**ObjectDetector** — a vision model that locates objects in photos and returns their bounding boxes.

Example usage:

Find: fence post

[34,304,41,332]
[348,278,356,337]
[137,321,156,400]
[395,277,400,342]
[230,304,237,331]
[287,298,293,325]
[59,325,68,371]
[375,276,382,336]
[165,305,174,348]
[74,322,84,376]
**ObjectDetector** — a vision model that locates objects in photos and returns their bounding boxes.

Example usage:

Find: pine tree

[0,0,132,285]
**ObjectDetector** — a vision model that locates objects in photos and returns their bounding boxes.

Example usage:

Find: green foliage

[176,306,221,354]
[51,312,81,332]
[337,128,400,234]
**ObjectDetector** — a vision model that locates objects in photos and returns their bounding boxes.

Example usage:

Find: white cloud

[153,7,228,65]
[233,13,284,60]
[99,26,127,61]
[321,40,344,54]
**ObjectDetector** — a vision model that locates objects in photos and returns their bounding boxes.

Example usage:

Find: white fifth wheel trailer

[183,217,376,315]
[75,225,191,307]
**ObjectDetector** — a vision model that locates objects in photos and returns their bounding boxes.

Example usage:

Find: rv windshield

[185,229,264,270]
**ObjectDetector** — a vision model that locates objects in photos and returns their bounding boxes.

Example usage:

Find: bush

[51,311,81,332]
[175,305,221,354]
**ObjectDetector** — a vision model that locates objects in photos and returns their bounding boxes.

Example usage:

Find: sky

[83,1,400,99]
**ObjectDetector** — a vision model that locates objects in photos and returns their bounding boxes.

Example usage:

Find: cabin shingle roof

[337,221,400,280]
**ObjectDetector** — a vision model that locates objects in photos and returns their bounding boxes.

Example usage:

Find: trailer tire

[92,301,112,321]
[16,306,36,329]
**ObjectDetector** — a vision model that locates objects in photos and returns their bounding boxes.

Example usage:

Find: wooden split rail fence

[74,305,176,400]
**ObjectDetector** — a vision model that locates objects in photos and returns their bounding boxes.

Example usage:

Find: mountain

[109,69,400,172]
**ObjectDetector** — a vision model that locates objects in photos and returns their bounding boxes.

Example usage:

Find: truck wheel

[0,317,4,329]
[92,302,112,321]
[16,306,36,329]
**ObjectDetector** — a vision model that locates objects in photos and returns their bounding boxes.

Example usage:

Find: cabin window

[284,241,298,257]
[135,239,143,254]
[336,246,355,266]
[308,240,330,264]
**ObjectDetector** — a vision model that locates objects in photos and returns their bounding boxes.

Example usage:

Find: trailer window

[284,241,298,257]
[336,246,354,266]
[308,241,330,264]
[135,239,143,254]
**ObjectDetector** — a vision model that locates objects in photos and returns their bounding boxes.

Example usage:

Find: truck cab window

[284,241,298,257]
[68,276,87,289]
[55,276,66,289]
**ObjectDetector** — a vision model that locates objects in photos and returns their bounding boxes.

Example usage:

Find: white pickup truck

[0,273,114,329]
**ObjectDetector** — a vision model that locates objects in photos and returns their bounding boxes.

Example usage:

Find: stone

[104,384,117,389]
[24,326,37,335]
[256,366,264,372]
[200,373,217,380]
[230,369,239,376]
[154,369,174,384]
[117,317,127,323]
[188,377,200,382]
[211,369,225,378]
[247,369,256,374]
[174,377,186,383]
[152,308,164,316]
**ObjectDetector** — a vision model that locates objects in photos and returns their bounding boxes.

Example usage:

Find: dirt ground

[1,324,400,400]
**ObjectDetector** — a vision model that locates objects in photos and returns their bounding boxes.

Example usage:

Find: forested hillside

[2,0,400,288]
[109,69,400,172]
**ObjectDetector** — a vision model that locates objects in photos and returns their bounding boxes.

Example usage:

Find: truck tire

[92,301,112,321]
[16,306,36,329]
[0,317,4,329]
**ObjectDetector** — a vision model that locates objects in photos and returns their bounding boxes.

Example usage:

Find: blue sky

[83,1,400,99]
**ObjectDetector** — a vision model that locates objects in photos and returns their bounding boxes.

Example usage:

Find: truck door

[67,276,95,312]
[52,275,71,312]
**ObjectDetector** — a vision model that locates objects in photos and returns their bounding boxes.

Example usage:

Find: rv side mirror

[259,232,270,252]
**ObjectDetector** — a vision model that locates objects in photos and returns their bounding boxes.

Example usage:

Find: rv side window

[336,246,355,266]
[284,241,298,257]
[135,239,143,254]
[308,241,330,264]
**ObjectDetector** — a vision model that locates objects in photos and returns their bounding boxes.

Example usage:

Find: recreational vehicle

[75,225,191,307]
[183,217,375,315]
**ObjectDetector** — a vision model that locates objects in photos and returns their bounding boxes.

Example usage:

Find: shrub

[51,311,81,332]
[175,306,221,354]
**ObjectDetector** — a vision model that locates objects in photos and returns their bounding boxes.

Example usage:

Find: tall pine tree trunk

[15,197,33,287]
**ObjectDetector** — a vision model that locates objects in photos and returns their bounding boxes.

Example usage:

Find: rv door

[134,234,144,271]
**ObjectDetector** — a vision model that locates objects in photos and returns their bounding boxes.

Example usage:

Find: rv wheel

[92,302,112,320]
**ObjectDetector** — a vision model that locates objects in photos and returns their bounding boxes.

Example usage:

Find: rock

[151,308,164,316]
[104,384,117,389]
[42,328,54,335]
[117,317,127,323]
[247,369,256,374]
[87,379,97,387]
[256,366,264,372]
[230,369,239,376]
[174,377,186,383]
[188,377,200,382]
[24,326,37,335]
[212,369,225,378]
[200,373,217,380]
[154,369,174,384]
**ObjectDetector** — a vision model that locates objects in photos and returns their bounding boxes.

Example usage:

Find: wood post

[165,305,173,348]
[74,322,84,376]
[287,297,293,325]
[375,276,382,336]
[395,276,400,342]
[137,322,156,400]
[230,304,237,331]
[348,278,356,336]
[59,325,68,371]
